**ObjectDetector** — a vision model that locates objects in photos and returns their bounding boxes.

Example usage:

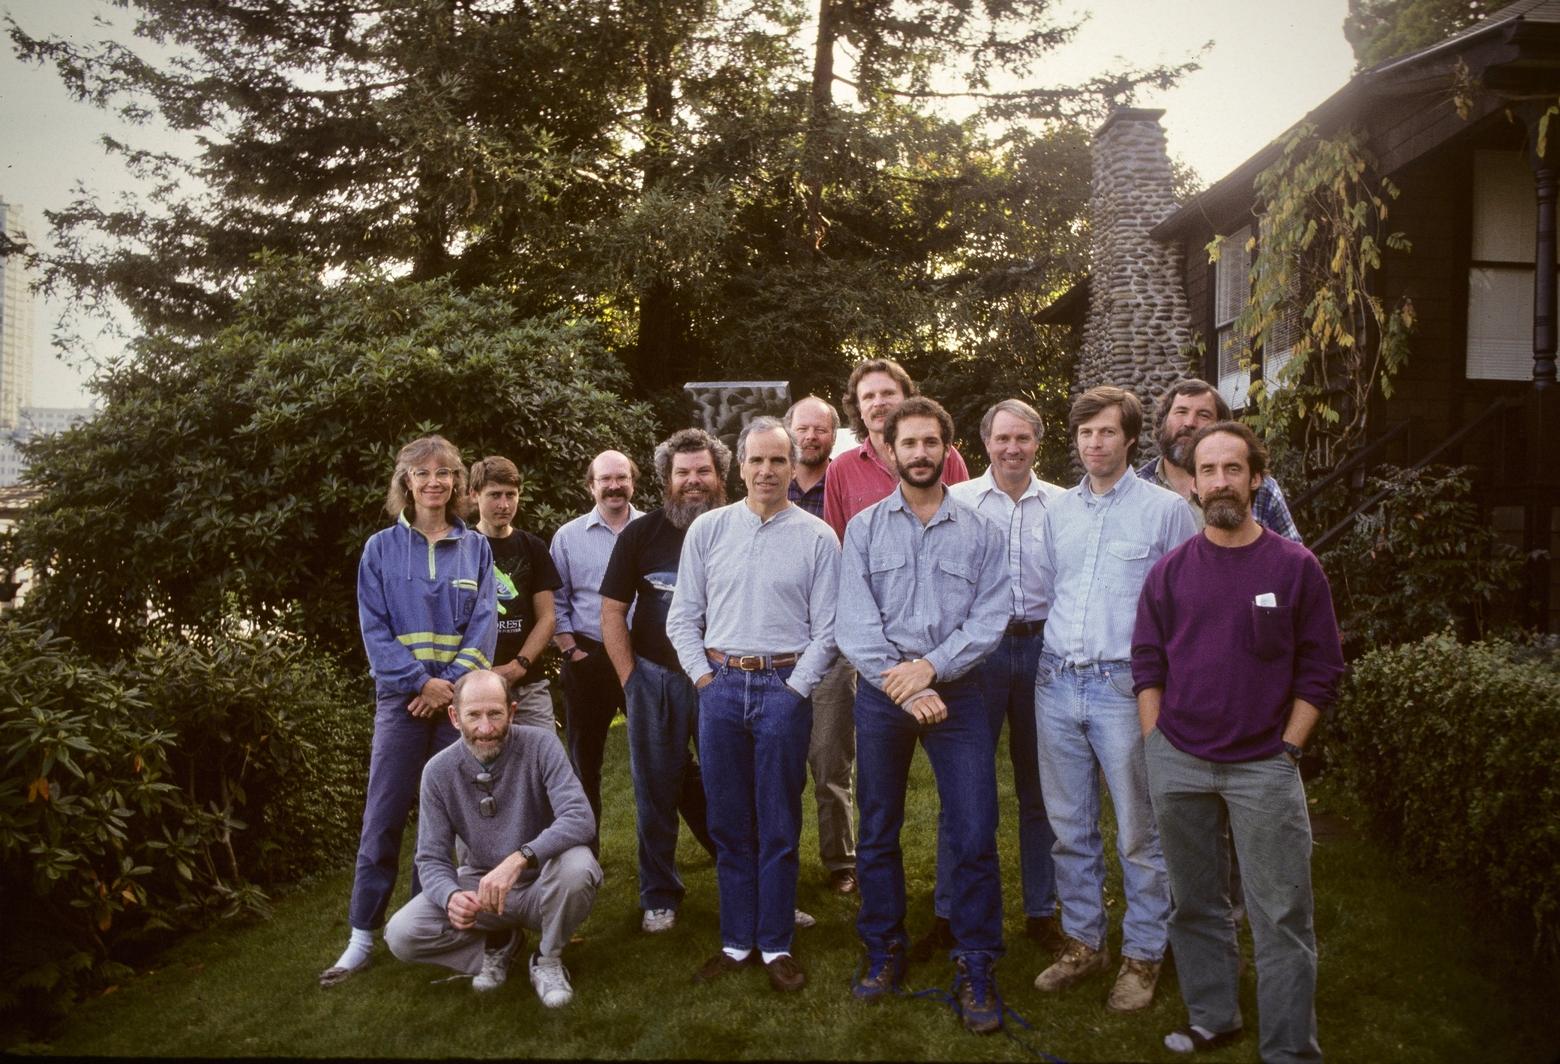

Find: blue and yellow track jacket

[357,514,498,696]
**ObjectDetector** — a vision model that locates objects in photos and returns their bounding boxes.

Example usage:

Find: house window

[1263,272,1304,391]
[1467,149,1552,380]
[1214,225,1252,410]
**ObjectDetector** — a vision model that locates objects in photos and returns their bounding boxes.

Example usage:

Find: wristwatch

[1282,741,1304,763]
[519,844,537,866]
[514,654,532,672]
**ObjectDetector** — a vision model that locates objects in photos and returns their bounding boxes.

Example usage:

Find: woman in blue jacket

[320,434,497,986]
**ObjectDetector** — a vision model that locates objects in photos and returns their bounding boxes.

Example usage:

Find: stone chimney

[1075,108,1195,421]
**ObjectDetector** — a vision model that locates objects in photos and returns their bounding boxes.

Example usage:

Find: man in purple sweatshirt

[1131,422,1343,1064]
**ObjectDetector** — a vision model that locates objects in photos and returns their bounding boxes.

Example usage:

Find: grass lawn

[15,721,1560,1060]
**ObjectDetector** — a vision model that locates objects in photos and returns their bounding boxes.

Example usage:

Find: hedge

[1331,632,1560,957]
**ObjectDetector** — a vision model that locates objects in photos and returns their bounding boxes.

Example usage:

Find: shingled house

[1047,0,1560,626]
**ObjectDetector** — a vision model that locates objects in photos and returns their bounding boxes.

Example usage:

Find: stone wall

[1075,108,1196,439]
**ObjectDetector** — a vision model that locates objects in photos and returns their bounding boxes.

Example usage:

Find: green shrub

[0,619,368,1022]
[1319,464,1521,653]
[1332,632,1560,956]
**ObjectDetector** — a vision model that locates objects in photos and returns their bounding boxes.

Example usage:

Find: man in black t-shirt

[470,456,563,731]
[600,428,727,934]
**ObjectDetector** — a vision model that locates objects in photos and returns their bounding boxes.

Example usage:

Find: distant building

[0,405,96,487]
[0,200,35,430]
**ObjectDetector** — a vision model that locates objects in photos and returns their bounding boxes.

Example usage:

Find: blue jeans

[1034,654,1169,961]
[623,655,713,911]
[855,678,1002,962]
[1146,730,1321,1064]
[348,685,460,930]
[698,663,812,954]
[935,629,1055,921]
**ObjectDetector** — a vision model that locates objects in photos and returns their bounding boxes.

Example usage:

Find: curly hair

[841,358,917,440]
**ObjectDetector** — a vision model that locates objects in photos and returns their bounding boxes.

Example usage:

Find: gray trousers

[1145,729,1321,1064]
[807,657,856,872]
[510,678,556,732]
[386,845,601,971]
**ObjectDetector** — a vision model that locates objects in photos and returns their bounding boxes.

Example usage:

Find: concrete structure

[0,406,96,487]
[0,201,35,431]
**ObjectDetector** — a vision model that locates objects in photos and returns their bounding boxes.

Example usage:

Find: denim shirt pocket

[933,555,977,609]
[1250,603,1295,661]
[867,550,909,605]
[1102,539,1151,591]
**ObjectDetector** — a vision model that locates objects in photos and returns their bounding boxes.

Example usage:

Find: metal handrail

[1289,421,1410,514]
[1309,396,1519,554]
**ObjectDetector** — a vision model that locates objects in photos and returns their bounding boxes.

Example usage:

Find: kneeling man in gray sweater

[386,669,601,1006]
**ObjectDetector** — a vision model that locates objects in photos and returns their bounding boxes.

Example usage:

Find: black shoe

[1025,914,1067,954]
[829,868,858,894]
[908,916,954,964]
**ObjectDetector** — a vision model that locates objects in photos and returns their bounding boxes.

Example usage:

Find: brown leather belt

[707,649,800,671]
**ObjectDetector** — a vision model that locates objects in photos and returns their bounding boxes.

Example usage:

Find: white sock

[723,946,752,962]
[760,950,789,965]
[1164,1025,1217,1053]
[331,927,376,972]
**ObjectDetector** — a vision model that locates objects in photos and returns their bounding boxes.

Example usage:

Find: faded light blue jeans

[1145,728,1321,1064]
[1034,653,1170,962]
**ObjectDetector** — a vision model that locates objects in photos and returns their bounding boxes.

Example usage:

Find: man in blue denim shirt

[667,417,839,993]
[836,396,1011,1034]
[1032,386,1197,1014]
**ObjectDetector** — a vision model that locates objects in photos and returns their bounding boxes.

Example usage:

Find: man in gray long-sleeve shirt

[835,396,1011,1035]
[385,670,601,1006]
[667,416,838,993]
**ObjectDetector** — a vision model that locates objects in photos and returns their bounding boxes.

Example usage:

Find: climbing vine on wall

[1209,122,1415,479]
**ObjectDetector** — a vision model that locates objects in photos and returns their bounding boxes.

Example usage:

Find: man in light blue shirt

[1032,385,1197,1014]
[837,396,1011,1035]
[549,450,645,842]
[948,399,1066,957]
[667,416,838,993]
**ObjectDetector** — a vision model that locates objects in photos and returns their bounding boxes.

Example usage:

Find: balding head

[586,449,638,517]
[784,395,839,470]
[449,670,515,761]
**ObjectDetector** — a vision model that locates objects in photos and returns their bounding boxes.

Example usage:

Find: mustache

[602,487,629,499]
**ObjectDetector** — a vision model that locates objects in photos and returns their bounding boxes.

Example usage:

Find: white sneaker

[794,909,816,929]
[529,952,574,1008]
[641,907,676,933]
[472,931,518,992]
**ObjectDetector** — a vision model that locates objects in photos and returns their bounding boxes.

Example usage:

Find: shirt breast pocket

[934,556,978,609]
[868,551,909,606]
[1250,603,1294,661]
[1102,539,1151,590]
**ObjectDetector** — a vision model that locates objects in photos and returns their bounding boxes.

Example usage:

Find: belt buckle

[734,654,764,671]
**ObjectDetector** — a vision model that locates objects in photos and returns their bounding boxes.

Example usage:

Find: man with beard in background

[600,428,728,935]
[1133,421,1342,1062]
[1137,379,1301,542]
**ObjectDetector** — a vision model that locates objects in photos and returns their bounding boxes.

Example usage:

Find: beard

[1200,488,1249,530]
[665,481,727,529]
[797,446,829,470]
[1160,424,1196,471]
[897,455,946,490]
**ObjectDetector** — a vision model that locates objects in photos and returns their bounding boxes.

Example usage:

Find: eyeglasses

[474,771,497,818]
[411,468,457,483]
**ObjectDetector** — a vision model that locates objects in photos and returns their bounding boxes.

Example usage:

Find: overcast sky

[1,0,1356,408]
